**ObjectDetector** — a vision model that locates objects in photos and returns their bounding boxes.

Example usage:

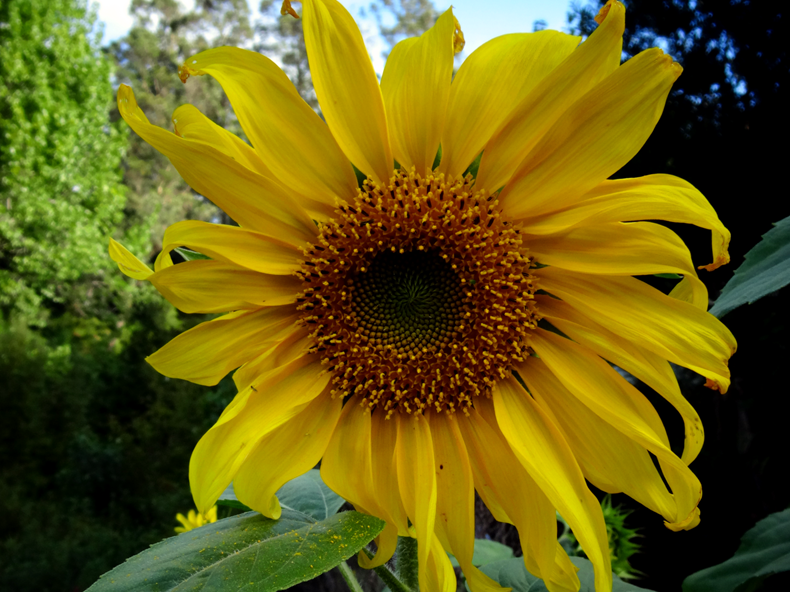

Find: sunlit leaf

[87,509,384,592]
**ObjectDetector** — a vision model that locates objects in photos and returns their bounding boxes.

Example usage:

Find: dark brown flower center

[296,169,540,415]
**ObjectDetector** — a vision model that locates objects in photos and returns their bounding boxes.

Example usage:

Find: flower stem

[396,536,419,591]
[361,547,414,592]
[337,561,364,592]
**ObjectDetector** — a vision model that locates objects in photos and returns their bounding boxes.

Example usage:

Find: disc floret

[296,169,540,415]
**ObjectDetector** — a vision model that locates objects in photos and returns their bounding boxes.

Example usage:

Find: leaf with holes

[87,509,384,592]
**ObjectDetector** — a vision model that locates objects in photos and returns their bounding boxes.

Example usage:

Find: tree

[107,0,253,251]
[368,0,440,56]
[0,0,128,325]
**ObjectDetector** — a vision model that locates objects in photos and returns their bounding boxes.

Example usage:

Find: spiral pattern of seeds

[352,249,465,354]
[295,168,540,416]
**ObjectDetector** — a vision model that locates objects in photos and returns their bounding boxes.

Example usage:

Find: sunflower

[110,0,736,590]
[174,505,218,533]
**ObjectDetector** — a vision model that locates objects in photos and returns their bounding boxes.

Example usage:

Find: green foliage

[0,300,236,591]
[481,557,655,592]
[683,509,790,592]
[276,469,347,521]
[449,538,514,568]
[87,509,385,592]
[709,215,790,319]
[0,0,129,324]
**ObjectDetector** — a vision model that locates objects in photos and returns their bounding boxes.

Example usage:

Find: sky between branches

[94,0,571,73]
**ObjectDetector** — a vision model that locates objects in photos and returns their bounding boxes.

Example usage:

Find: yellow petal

[321,398,377,515]
[109,239,153,280]
[175,513,191,531]
[359,522,400,570]
[529,329,704,530]
[526,221,709,306]
[522,356,678,521]
[148,260,300,313]
[458,404,579,592]
[439,30,580,177]
[380,8,455,175]
[370,410,409,533]
[475,0,624,192]
[301,0,392,183]
[493,376,612,592]
[357,411,404,569]
[396,413,437,592]
[117,85,315,246]
[190,354,328,513]
[538,294,704,464]
[425,533,458,592]
[231,328,312,393]
[536,266,736,392]
[498,47,681,219]
[146,306,298,386]
[179,47,357,219]
[171,103,273,178]
[155,220,302,275]
[518,174,731,272]
[233,389,342,519]
[430,413,507,592]
[669,275,708,311]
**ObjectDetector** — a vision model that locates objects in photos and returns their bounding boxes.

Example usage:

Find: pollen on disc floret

[296,168,540,416]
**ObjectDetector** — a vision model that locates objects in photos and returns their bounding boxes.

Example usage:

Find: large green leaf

[276,469,346,521]
[217,470,346,521]
[87,509,384,592]
[683,509,790,592]
[709,215,790,318]
[480,557,654,592]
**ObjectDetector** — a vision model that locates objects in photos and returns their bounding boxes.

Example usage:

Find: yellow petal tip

[453,15,465,54]
[281,0,299,19]
[108,238,153,281]
[665,507,701,531]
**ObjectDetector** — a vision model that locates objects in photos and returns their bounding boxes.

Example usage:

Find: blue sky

[94,0,574,70]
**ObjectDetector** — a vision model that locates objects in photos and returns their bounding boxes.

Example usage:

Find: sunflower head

[297,168,539,416]
[111,1,736,591]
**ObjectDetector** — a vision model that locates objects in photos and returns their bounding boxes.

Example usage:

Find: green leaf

[683,509,790,592]
[87,509,385,592]
[480,557,655,592]
[174,247,211,262]
[709,215,790,318]
[217,470,346,521]
[277,469,346,521]
[654,273,682,279]
[450,538,515,567]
